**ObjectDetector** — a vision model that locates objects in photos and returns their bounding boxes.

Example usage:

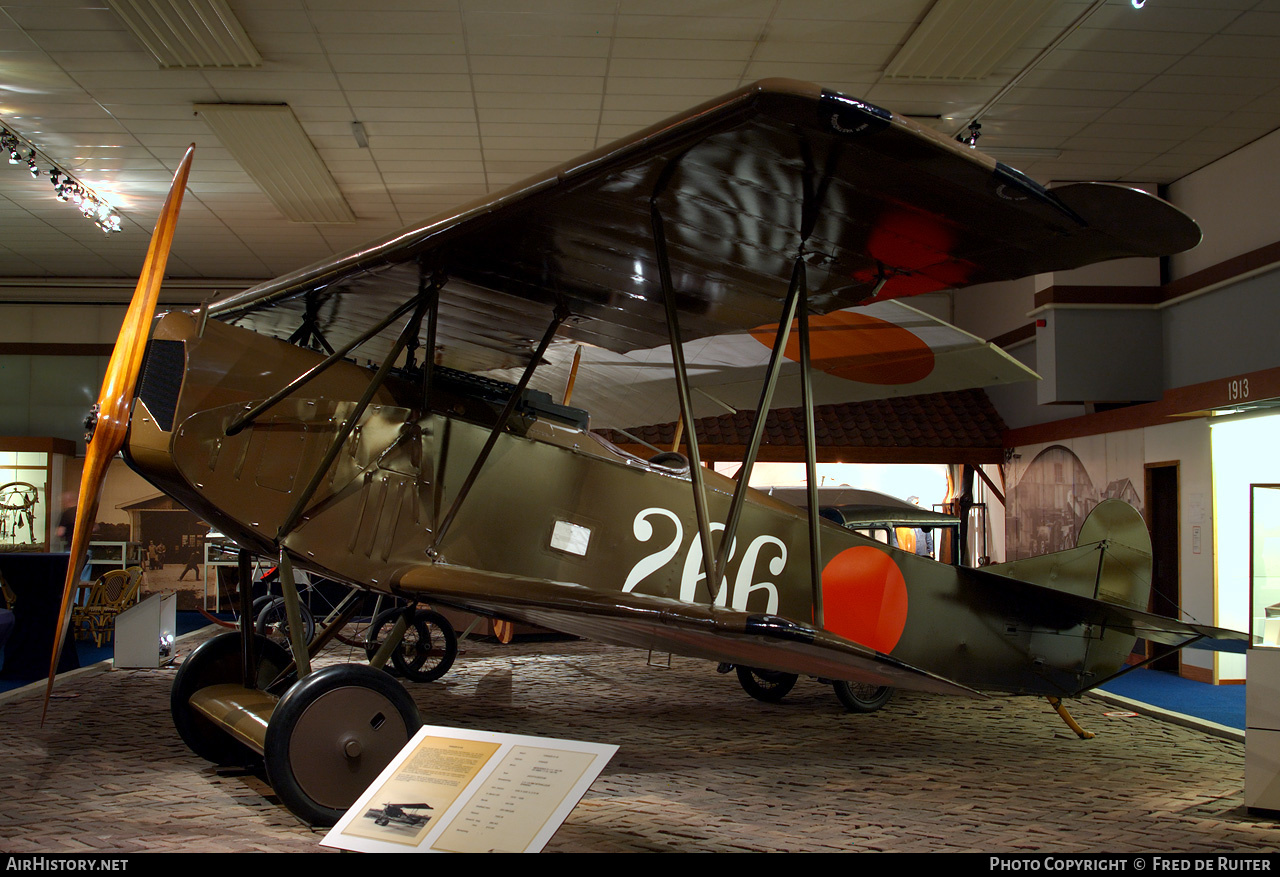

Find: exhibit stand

[323,725,616,853]
[114,592,177,669]
[1246,646,1280,812]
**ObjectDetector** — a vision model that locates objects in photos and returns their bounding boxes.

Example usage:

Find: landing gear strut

[365,606,458,683]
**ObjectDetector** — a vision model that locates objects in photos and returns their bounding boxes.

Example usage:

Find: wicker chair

[70,574,108,641]
[79,566,144,647]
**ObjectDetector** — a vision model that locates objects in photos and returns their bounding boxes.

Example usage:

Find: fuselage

[126,311,1137,696]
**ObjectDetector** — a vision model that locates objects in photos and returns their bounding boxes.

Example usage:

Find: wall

[1163,266,1280,390]
[0,303,125,450]
[951,276,1038,342]
[1168,126,1280,278]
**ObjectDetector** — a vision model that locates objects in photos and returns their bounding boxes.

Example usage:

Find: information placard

[321,724,617,853]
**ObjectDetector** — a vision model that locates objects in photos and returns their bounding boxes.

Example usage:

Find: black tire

[263,663,421,826]
[393,609,457,682]
[170,631,293,766]
[832,680,894,713]
[255,597,315,647]
[251,594,273,618]
[366,607,457,683]
[735,666,797,702]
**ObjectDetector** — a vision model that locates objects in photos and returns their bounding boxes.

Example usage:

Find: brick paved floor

[1,627,1277,853]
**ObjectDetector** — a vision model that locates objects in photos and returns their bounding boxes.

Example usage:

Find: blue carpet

[0,611,220,695]
[1097,667,1245,730]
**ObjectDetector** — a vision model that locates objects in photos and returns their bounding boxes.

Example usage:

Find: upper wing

[207,79,1199,377]
[392,562,980,698]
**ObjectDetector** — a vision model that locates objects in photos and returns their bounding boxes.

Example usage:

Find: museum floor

[1,627,1277,854]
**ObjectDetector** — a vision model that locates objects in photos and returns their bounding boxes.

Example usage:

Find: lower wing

[392,562,980,698]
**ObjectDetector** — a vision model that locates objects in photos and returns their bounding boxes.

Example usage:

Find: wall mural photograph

[1006,433,1146,562]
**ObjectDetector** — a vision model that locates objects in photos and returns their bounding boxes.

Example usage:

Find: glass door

[1249,483,1280,644]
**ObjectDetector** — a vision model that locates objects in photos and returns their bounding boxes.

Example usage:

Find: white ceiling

[1,0,1279,293]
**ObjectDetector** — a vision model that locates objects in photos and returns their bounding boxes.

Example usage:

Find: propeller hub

[83,403,99,443]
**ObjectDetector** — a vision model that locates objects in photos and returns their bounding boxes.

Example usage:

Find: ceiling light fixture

[0,123,124,233]
[351,121,369,149]
[195,103,356,223]
[886,0,1058,81]
[957,121,982,148]
[947,0,1111,144]
[108,0,262,68]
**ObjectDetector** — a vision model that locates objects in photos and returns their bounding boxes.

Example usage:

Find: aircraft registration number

[620,507,785,614]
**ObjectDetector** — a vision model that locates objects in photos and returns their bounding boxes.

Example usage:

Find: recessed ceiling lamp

[108,0,261,68]
[195,103,355,224]
[885,0,1058,81]
[0,125,123,233]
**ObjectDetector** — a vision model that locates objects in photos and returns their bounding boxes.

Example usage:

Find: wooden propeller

[492,619,514,644]
[42,145,195,723]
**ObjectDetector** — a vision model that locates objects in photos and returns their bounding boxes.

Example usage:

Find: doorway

[1144,462,1181,673]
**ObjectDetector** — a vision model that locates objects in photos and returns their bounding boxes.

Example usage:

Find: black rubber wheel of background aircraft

[170,631,293,766]
[263,663,421,827]
[254,596,316,648]
[735,666,798,702]
[832,680,894,713]
[365,607,458,683]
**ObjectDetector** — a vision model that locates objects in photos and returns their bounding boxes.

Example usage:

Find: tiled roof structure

[597,389,1007,464]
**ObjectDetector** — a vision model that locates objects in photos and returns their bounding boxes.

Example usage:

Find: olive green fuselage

[126,312,1137,696]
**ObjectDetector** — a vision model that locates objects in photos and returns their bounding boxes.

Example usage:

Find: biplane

[365,802,432,829]
[46,79,1246,826]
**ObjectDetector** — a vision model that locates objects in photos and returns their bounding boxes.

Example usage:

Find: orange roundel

[821,546,909,653]
[749,310,934,385]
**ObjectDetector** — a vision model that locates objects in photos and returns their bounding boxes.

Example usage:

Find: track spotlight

[956,121,982,148]
[0,122,123,232]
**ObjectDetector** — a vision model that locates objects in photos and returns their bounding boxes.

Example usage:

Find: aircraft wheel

[366,607,458,683]
[170,631,293,766]
[735,666,797,702]
[250,595,270,622]
[832,680,894,713]
[264,663,421,826]
[254,597,316,647]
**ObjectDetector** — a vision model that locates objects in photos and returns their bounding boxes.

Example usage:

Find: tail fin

[985,499,1152,610]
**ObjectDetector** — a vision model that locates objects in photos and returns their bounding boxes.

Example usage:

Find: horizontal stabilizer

[393,562,982,699]
[973,563,1248,649]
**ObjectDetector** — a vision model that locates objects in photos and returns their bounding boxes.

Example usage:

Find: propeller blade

[492,618,514,644]
[42,145,195,723]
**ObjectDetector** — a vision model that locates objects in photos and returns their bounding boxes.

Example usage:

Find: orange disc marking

[749,310,935,385]
[821,546,909,653]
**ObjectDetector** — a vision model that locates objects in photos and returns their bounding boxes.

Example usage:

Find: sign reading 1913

[1228,377,1250,403]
